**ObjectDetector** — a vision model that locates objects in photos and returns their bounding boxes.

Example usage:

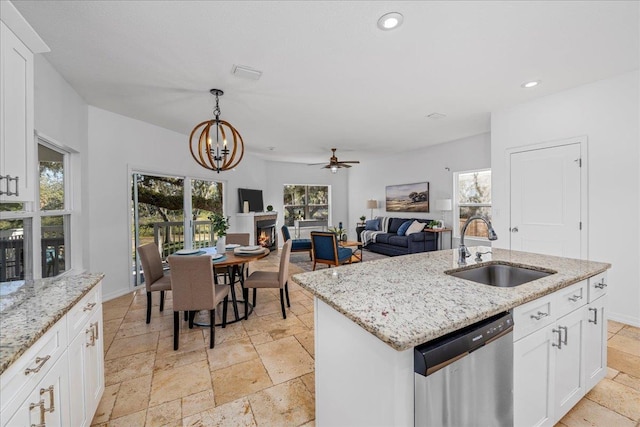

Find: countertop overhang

[291,248,610,351]
[0,273,105,375]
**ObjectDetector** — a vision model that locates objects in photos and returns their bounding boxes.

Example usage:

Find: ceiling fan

[309,148,360,173]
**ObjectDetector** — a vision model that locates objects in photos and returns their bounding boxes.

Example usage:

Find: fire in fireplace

[256,218,277,250]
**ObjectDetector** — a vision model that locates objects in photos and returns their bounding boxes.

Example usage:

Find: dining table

[174,245,270,326]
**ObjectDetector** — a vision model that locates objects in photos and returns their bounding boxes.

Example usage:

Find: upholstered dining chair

[222,233,251,280]
[281,225,312,259]
[310,231,353,271]
[243,240,292,319]
[137,243,172,324]
[167,255,229,350]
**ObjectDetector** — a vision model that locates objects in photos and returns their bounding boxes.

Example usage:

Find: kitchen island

[291,247,610,426]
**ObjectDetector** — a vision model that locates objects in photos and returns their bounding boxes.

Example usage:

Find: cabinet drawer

[588,272,608,303]
[513,294,555,341]
[67,282,102,339]
[554,280,588,318]
[0,317,67,413]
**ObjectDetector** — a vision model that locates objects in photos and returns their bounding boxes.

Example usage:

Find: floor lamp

[367,199,378,220]
[434,199,452,228]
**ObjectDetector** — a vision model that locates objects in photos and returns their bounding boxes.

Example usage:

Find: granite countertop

[291,247,610,352]
[0,273,105,375]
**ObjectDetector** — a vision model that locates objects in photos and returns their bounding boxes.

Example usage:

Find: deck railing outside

[153,220,214,258]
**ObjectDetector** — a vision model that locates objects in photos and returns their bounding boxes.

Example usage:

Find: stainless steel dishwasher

[414,312,514,427]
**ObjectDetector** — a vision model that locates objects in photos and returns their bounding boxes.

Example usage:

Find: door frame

[505,136,589,259]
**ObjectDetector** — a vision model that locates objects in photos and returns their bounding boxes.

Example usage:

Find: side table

[424,228,453,250]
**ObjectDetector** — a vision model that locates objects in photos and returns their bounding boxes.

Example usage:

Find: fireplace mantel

[235,212,278,248]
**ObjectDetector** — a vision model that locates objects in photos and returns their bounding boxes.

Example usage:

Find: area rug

[289,249,389,272]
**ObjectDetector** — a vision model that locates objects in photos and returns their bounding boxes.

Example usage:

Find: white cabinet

[514,272,608,427]
[0,282,104,427]
[0,20,34,202]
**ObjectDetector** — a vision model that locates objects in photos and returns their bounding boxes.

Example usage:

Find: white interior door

[510,143,583,258]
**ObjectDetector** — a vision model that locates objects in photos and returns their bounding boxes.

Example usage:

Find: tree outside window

[283,185,329,226]
[454,169,491,238]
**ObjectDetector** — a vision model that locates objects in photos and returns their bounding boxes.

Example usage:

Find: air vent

[231,65,262,80]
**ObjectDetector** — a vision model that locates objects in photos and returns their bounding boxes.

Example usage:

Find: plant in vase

[359,215,366,225]
[209,212,230,253]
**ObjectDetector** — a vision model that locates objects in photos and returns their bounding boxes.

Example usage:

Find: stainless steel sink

[446,263,555,287]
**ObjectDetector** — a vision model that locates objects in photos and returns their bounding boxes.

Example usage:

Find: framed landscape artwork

[385,182,430,213]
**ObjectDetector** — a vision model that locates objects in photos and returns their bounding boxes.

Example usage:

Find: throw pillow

[365,219,380,231]
[397,220,413,236]
[405,220,426,235]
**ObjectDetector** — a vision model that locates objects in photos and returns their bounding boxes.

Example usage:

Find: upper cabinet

[0,1,49,203]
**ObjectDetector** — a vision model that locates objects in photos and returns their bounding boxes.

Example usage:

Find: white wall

[491,71,640,326]
[87,107,268,300]
[264,160,350,240]
[347,133,491,243]
[33,55,89,273]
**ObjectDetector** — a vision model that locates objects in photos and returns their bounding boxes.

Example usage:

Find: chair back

[137,243,165,291]
[310,231,339,262]
[167,255,216,311]
[279,240,293,288]
[281,225,291,242]
[226,233,250,246]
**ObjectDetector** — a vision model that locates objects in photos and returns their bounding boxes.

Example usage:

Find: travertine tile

[103,318,124,336]
[252,298,285,317]
[145,398,181,427]
[249,378,314,426]
[155,348,207,371]
[248,331,274,346]
[301,372,315,397]
[110,374,152,419]
[211,359,272,405]
[608,347,640,379]
[108,409,147,427]
[586,378,640,421]
[606,367,620,379]
[608,320,626,334]
[255,336,314,384]
[296,330,315,358]
[182,397,256,426]
[149,360,212,406]
[614,372,640,393]
[91,383,119,424]
[157,327,205,356]
[206,336,259,371]
[560,397,635,427]
[105,331,159,360]
[214,321,248,344]
[182,389,215,418]
[104,350,156,385]
[116,315,173,339]
[619,325,640,341]
[608,334,640,357]
[298,312,314,329]
[102,293,134,310]
[102,305,130,321]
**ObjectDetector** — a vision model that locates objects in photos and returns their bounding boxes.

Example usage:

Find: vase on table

[216,236,226,254]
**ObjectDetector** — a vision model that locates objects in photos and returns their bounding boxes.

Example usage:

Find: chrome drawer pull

[83,302,97,311]
[559,325,568,346]
[40,385,55,413]
[24,355,51,375]
[552,328,562,349]
[29,399,46,427]
[86,326,96,347]
[594,280,607,289]
[568,294,582,302]
[530,311,549,320]
[588,307,598,324]
[91,321,99,340]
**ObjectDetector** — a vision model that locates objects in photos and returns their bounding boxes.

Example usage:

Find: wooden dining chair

[310,231,353,271]
[137,243,172,324]
[168,255,230,350]
[243,240,292,319]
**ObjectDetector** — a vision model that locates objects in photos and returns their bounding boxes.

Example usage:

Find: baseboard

[102,286,139,303]
[608,311,640,328]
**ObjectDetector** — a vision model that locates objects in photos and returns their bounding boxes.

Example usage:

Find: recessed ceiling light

[377,12,403,31]
[521,80,541,89]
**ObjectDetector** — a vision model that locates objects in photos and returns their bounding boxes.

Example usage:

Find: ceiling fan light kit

[189,89,245,173]
[310,148,360,173]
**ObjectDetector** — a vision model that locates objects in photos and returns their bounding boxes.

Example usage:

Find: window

[454,169,491,238]
[283,185,329,226]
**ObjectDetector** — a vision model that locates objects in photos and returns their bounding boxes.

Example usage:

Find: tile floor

[92,252,640,426]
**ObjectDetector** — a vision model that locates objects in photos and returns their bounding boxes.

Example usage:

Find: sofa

[359,217,437,256]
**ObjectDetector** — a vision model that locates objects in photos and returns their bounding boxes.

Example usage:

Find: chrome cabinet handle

[86,326,96,347]
[530,311,549,320]
[588,307,598,324]
[91,321,99,340]
[552,328,562,349]
[24,355,51,375]
[594,279,607,289]
[40,386,55,413]
[82,302,97,312]
[511,226,519,233]
[29,399,46,427]
[1,175,20,196]
[568,294,582,302]
[559,325,568,346]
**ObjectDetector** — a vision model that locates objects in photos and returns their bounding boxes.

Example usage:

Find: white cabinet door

[2,353,70,427]
[584,296,607,390]
[553,308,586,421]
[0,21,34,202]
[514,326,555,427]
[68,306,104,427]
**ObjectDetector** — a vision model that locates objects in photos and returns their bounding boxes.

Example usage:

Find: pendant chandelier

[189,89,244,173]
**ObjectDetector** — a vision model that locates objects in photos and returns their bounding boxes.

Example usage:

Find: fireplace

[256,218,277,250]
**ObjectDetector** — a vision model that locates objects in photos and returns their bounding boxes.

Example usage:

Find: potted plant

[209,212,230,253]
[359,215,366,225]
[266,205,274,212]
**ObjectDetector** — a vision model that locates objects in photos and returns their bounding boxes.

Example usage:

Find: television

[238,188,264,213]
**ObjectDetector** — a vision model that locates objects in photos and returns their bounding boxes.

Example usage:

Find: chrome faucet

[459,215,498,265]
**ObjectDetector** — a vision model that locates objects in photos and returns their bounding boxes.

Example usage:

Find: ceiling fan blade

[308,162,328,166]
[339,160,360,164]
[337,163,352,168]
